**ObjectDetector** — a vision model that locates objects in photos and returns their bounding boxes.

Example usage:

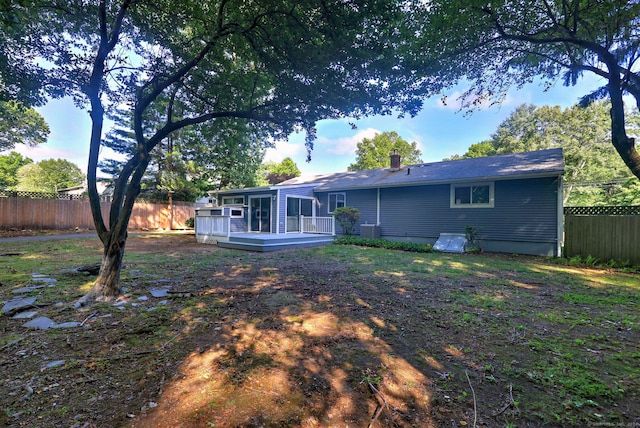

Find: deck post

[331,216,335,235]
[226,216,231,237]
[300,215,304,233]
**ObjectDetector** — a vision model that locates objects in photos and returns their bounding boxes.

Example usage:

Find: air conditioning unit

[360,224,381,239]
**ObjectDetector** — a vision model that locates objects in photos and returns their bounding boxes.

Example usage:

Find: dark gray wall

[317,176,561,255]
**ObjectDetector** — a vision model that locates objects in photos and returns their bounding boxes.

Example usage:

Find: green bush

[185,217,195,228]
[333,206,361,235]
[334,235,433,253]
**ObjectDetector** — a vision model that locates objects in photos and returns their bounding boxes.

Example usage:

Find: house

[195,148,564,255]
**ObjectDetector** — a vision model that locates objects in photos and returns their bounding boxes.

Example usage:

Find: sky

[15,74,604,177]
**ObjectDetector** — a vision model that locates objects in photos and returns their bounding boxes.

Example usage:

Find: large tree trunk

[75,230,128,306]
[92,234,127,298]
[607,63,640,180]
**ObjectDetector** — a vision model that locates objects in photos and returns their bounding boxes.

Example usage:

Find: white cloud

[318,127,381,156]
[263,139,306,163]
[14,143,87,168]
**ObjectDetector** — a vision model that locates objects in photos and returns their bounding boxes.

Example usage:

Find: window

[328,193,345,213]
[450,183,494,208]
[222,196,244,206]
[230,208,243,218]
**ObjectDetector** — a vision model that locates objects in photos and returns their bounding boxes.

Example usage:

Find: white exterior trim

[276,188,281,233]
[247,193,274,233]
[285,195,316,234]
[376,188,381,225]
[328,192,346,213]
[557,175,564,257]
[450,182,495,208]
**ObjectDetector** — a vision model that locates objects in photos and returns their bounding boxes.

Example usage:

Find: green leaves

[15,159,85,193]
[348,131,422,171]
[0,100,49,151]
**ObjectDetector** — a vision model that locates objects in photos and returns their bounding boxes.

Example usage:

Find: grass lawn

[1,233,639,427]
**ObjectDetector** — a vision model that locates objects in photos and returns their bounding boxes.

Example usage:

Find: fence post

[300,215,304,233]
[331,216,335,236]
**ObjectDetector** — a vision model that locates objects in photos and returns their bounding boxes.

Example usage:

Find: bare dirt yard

[1,232,639,427]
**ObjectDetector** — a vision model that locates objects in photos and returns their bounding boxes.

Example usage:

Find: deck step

[217,234,335,252]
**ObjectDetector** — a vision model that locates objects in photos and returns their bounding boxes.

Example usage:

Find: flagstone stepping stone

[150,288,170,298]
[44,360,66,368]
[12,286,46,294]
[32,277,57,284]
[54,321,81,329]
[2,297,37,316]
[12,311,39,319]
[137,295,149,301]
[23,316,58,330]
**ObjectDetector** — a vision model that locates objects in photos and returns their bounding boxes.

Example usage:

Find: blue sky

[17,74,604,177]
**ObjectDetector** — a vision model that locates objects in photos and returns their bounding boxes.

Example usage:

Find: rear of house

[196,148,564,256]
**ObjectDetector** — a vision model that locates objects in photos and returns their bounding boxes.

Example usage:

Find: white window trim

[450,182,494,208]
[229,208,244,218]
[328,192,346,214]
[221,196,244,206]
[286,195,316,217]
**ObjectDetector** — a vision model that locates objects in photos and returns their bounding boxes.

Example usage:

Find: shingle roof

[278,148,564,191]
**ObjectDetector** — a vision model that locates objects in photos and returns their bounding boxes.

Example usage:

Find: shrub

[185,217,195,228]
[333,206,361,235]
[334,235,433,253]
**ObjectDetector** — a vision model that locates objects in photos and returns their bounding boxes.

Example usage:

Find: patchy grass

[0,234,638,427]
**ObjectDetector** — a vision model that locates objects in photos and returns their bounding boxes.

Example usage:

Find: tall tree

[16,158,85,193]
[0,100,49,151]
[102,109,267,200]
[9,0,430,302]
[263,157,301,184]
[417,0,640,179]
[0,151,33,189]
[348,131,422,171]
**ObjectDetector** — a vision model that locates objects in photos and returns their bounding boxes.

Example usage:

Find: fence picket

[564,206,640,265]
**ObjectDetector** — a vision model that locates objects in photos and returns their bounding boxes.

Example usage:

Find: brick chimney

[390,150,401,171]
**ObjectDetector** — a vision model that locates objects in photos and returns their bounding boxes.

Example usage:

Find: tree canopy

[0,100,49,151]
[416,0,640,179]
[4,0,432,300]
[348,131,422,171]
[0,151,33,189]
[102,109,268,201]
[15,158,85,193]
[263,157,301,185]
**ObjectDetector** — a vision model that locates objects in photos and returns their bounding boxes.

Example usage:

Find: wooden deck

[202,233,335,252]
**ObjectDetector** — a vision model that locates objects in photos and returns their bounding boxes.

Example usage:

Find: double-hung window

[328,193,345,213]
[450,183,494,208]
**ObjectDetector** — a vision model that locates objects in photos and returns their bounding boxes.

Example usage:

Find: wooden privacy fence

[0,197,194,231]
[564,206,640,265]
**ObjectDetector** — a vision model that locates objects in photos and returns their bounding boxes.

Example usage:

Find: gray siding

[379,177,559,244]
[317,188,378,235]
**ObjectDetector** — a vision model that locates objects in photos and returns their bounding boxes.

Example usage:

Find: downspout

[275,188,280,234]
[376,188,381,225]
[557,175,564,257]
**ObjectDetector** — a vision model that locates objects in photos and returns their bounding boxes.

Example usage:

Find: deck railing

[300,216,335,235]
[195,215,231,237]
